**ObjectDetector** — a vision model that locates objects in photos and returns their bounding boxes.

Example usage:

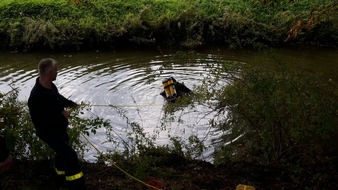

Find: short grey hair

[38,58,57,75]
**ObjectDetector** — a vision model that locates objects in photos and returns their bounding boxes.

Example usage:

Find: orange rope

[80,133,165,190]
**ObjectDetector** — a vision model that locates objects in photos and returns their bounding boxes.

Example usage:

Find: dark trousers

[40,134,85,190]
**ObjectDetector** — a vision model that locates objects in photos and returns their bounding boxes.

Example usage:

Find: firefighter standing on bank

[28,58,86,190]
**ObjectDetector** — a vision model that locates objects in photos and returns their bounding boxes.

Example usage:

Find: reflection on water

[0,48,337,162]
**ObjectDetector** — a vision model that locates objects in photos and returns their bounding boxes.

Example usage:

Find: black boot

[55,174,67,189]
[67,177,86,190]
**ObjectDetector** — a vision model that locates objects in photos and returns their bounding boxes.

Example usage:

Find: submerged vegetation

[0,0,337,50]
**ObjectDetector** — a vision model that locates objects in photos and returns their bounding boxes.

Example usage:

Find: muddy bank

[2,158,338,190]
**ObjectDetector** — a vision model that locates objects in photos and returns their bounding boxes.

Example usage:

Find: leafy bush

[0,89,53,160]
[205,62,338,167]
[0,89,109,161]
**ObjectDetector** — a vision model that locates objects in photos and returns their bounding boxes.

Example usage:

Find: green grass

[0,0,337,50]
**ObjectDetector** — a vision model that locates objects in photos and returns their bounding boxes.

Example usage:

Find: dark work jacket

[0,136,9,162]
[28,77,75,140]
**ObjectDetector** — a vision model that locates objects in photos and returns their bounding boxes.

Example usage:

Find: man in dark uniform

[28,58,86,190]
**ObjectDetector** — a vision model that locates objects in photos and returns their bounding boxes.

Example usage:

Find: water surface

[1,48,337,162]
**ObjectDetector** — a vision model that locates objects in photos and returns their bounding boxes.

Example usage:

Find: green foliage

[0,0,337,50]
[0,89,53,160]
[0,90,110,161]
[209,61,338,167]
[168,135,205,160]
[68,105,111,160]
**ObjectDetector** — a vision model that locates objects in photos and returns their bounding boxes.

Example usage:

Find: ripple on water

[3,49,336,162]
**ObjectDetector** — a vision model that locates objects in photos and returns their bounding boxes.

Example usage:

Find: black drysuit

[28,77,85,189]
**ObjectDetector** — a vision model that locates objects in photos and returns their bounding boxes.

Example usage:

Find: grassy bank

[0,0,337,51]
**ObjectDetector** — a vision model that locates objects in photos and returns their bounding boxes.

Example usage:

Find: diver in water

[160,76,192,101]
